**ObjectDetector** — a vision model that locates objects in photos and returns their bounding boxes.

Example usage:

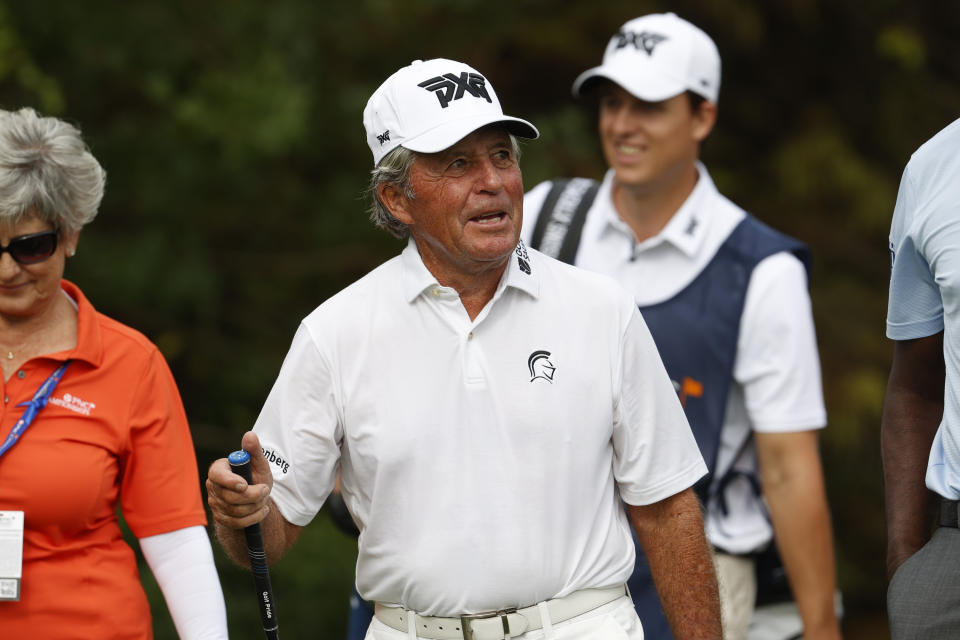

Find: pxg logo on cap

[363,58,538,166]
[419,71,492,109]
[613,29,668,56]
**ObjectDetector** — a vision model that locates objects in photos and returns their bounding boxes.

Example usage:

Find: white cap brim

[401,114,539,155]
[572,65,687,102]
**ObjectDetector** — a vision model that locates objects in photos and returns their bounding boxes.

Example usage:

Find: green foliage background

[1,1,957,638]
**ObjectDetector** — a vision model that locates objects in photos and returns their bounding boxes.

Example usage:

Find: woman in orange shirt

[0,107,227,638]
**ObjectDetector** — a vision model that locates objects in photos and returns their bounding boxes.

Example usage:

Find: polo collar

[400,237,541,304]
[58,279,103,367]
[502,239,540,299]
[597,162,718,259]
[400,239,437,302]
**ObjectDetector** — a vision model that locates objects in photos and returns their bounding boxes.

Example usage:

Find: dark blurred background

[2,1,957,638]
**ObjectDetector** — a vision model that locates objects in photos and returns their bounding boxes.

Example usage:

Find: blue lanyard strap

[0,361,71,459]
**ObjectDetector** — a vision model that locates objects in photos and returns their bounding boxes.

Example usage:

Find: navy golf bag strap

[528,177,599,263]
[629,215,810,639]
[710,429,761,519]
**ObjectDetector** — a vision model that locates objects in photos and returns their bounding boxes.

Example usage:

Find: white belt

[374,584,626,640]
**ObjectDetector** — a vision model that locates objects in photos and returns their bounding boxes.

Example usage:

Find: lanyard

[0,361,71,459]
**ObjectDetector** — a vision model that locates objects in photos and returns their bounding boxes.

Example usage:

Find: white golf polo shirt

[523,165,827,554]
[887,117,960,501]
[254,239,705,615]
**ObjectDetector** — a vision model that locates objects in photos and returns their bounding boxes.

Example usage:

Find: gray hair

[0,107,106,233]
[367,145,418,239]
[366,134,521,239]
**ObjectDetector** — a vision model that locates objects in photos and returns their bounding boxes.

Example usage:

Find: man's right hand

[206,431,274,530]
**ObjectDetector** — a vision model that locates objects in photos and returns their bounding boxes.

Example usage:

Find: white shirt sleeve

[254,321,342,526]
[613,307,707,504]
[734,252,827,432]
[887,163,944,339]
[139,526,228,639]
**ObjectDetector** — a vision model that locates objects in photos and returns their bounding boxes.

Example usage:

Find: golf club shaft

[229,450,279,639]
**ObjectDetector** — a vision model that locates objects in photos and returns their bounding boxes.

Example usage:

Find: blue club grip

[228,449,279,639]
[228,449,253,481]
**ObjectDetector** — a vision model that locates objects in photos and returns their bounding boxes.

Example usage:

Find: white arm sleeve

[140,525,229,639]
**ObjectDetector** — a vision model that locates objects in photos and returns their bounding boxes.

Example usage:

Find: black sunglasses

[0,230,60,264]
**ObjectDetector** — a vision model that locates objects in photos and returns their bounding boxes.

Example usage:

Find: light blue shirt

[887,116,960,500]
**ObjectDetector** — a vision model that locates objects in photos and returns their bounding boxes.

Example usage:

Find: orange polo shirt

[0,280,207,639]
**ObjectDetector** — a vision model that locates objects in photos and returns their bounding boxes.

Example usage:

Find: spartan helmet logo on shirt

[528,350,556,383]
[418,72,493,108]
[614,29,668,55]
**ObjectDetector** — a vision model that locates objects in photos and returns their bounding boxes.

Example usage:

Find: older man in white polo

[206,58,721,640]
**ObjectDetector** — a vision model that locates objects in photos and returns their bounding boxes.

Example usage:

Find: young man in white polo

[207,57,722,639]
[522,13,841,640]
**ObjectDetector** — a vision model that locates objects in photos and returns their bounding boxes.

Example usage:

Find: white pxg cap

[363,58,539,166]
[572,13,721,104]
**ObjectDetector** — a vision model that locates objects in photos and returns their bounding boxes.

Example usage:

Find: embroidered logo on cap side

[376,130,391,145]
[418,72,493,108]
[614,30,668,55]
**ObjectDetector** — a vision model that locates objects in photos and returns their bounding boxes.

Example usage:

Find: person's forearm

[214,497,296,567]
[762,455,840,638]
[881,335,945,578]
[881,384,941,577]
[207,437,307,570]
[628,491,722,640]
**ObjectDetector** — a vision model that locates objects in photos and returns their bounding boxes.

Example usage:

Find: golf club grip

[228,450,280,639]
